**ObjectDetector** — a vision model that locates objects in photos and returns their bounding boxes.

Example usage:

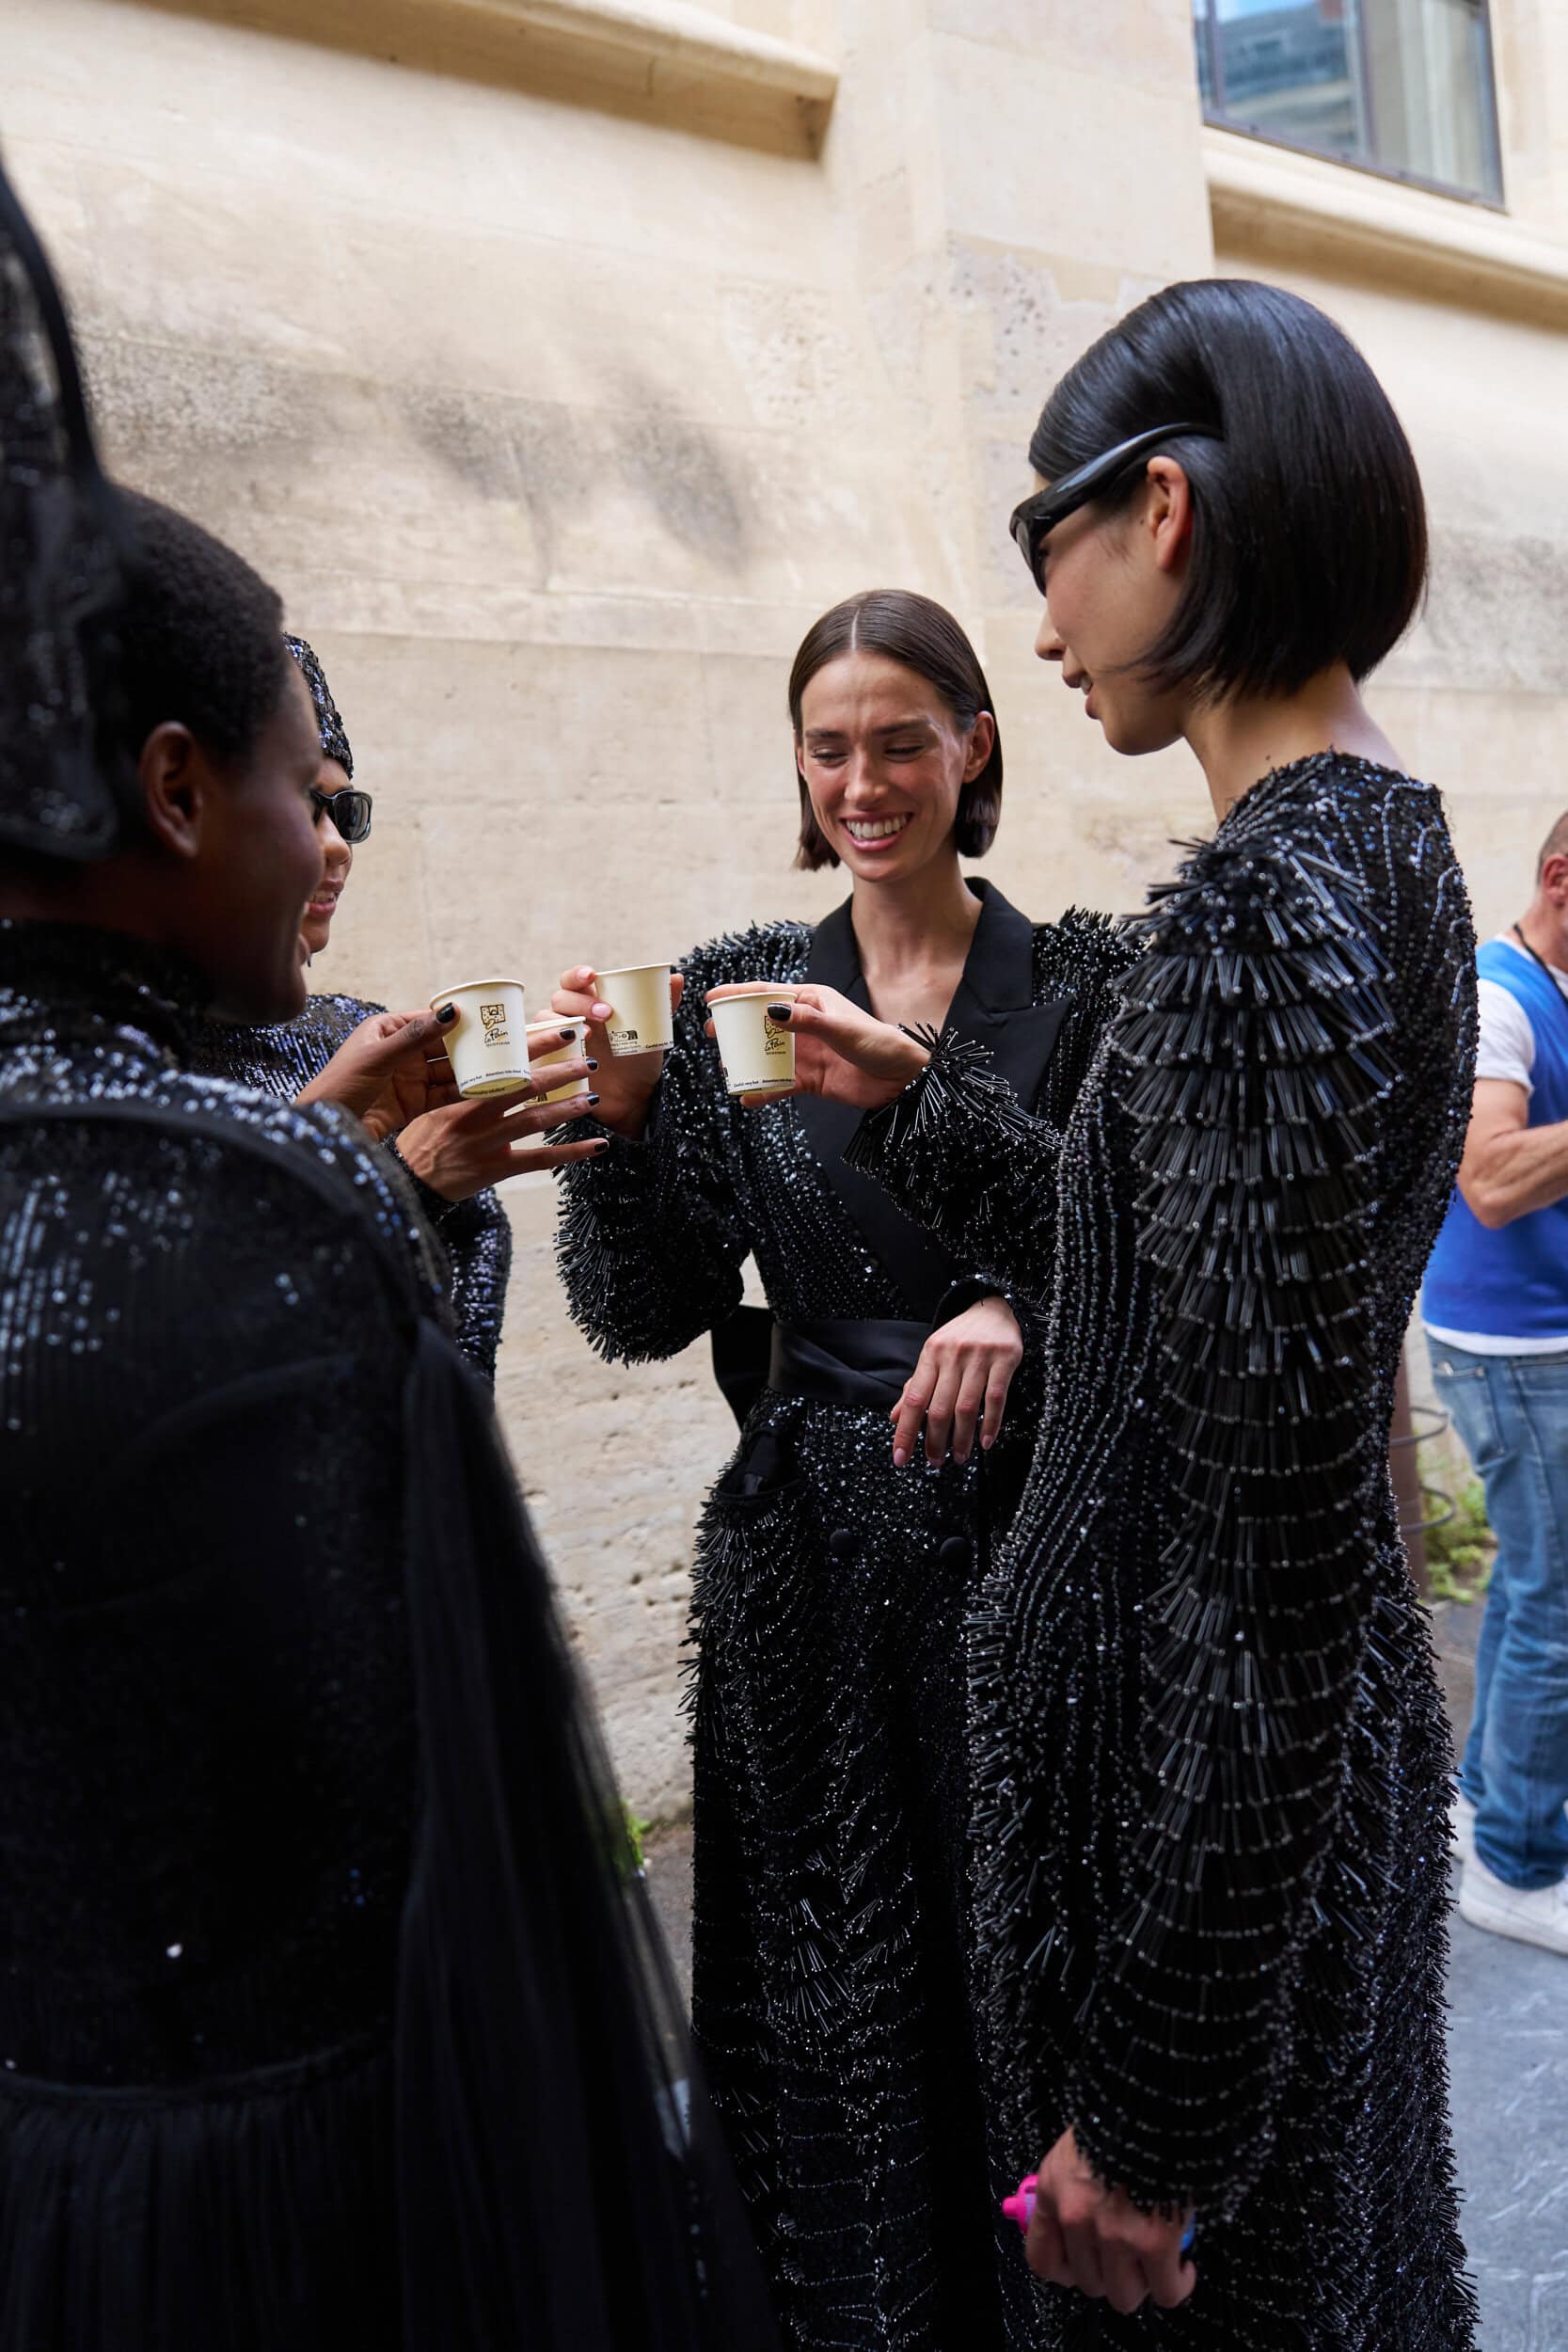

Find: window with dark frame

[1194,0,1503,206]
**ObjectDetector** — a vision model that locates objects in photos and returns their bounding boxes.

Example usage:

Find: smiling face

[299,755,356,961]
[1031,458,1194,757]
[795,651,994,883]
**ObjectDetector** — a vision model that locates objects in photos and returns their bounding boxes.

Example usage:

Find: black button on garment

[939,1536,972,1571]
[828,1528,855,1560]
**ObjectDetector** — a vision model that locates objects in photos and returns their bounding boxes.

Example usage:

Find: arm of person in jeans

[1459,1077,1568,1225]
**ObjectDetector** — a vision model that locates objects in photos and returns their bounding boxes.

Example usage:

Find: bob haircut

[788,590,1003,871]
[1028,278,1428,701]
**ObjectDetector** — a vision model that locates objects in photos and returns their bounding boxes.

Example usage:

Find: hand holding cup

[398,1026,610,1199]
[718,985,929,1111]
[552,965,685,1139]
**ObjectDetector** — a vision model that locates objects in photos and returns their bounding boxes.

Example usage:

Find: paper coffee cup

[594,961,675,1059]
[429,976,531,1098]
[527,1014,590,1105]
[707,983,799,1097]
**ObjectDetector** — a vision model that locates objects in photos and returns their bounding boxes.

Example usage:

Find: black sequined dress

[187,992,513,1381]
[557,879,1134,2352]
[0,919,779,2352]
[847,757,1480,2348]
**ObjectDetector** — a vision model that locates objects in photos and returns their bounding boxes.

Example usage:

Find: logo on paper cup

[481,1001,510,1044]
[764,1025,787,1057]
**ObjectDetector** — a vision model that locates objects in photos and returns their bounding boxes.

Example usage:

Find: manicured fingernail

[594,1138,610,1152]
[767,1002,793,1024]
[586,1057,599,1071]
[436,1003,457,1024]
[586,1092,601,1106]
[893,1446,908,1468]
[593,1002,613,1020]
[981,1432,995,1449]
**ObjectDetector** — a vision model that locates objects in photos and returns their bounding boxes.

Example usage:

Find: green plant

[623,1804,653,1871]
[1423,1479,1494,1604]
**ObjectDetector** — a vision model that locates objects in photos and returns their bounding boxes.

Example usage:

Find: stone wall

[9,0,1566,1809]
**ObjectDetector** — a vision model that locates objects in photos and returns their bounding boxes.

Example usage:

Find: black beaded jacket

[848,756,1481,2349]
[186,992,513,1381]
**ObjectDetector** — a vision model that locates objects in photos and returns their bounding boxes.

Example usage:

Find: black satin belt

[768,1317,929,1413]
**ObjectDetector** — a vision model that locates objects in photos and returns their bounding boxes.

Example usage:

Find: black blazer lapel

[791,882,1073,1316]
[794,902,958,1317]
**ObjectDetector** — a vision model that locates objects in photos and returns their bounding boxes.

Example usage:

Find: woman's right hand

[551,966,685,1140]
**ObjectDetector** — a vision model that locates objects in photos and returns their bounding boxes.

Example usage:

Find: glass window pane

[1196,0,1500,202]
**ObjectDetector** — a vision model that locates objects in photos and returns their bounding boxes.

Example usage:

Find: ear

[1542,851,1568,905]
[136,722,209,863]
[1142,455,1195,577]
[794,736,809,785]
[962,709,997,784]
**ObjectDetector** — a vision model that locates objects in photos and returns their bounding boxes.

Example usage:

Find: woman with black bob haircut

[549,587,1133,2352]
[768,281,1479,2346]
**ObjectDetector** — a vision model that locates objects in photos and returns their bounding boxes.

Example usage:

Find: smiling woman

[549,586,1135,2352]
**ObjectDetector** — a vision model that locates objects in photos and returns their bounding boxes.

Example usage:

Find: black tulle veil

[0,146,778,2348]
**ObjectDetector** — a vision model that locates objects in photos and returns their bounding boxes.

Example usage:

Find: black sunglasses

[1008,421,1222,593]
[309,785,372,844]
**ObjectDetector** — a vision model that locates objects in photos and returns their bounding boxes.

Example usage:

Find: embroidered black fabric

[848,755,1481,2349]
[0,154,132,859]
[0,918,778,2351]
[555,895,1136,2352]
[186,993,513,1382]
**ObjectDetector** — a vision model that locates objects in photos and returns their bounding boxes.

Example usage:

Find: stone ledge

[1205,126,1568,321]
[484,0,837,102]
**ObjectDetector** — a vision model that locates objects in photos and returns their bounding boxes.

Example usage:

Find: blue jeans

[1430,1339,1568,1889]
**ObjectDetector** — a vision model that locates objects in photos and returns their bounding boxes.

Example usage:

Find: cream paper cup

[527,1014,590,1105]
[706,983,799,1097]
[594,961,675,1059]
[429,977,531,1098]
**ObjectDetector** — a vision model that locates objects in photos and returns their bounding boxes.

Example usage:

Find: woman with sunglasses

[189,635,602,1379]
[767,281,1478,2347]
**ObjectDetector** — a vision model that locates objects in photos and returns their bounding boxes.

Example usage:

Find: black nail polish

[594,1137,610,1152]
[586,1093,601,1106]
[767,1002,793,1023]
[436,1003,457,1024]
[586,1057,599,1071]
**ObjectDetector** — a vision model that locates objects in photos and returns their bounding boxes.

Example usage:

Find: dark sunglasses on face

[309,785,372,844]
[1008,421,1223,594]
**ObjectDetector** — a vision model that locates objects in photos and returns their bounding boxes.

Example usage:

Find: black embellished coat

[186,992,513,1380]
[557,879,1135,2352]
[848,757,1480,2349]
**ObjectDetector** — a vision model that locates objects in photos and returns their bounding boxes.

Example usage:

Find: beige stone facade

[10,0,1568,1811]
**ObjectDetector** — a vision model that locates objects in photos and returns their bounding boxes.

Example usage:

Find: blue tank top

[1424,937,1568,1342]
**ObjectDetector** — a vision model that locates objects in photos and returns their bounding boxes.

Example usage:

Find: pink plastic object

[1002,2173,1037,2234]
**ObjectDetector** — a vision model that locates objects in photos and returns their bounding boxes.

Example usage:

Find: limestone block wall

[9,0,1568,1807]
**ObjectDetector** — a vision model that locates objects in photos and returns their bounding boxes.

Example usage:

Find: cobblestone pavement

[644,1597,1568,2345]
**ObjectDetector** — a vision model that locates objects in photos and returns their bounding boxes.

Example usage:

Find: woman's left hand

[733,985,928,1110]
[297,1008,461,1141]
[397,1052,609,1199]
[1024,2128,1196,2316]
[891,1295,1022,1467]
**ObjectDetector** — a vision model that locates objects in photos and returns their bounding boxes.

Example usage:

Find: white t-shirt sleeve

[1475,976,1537,1092]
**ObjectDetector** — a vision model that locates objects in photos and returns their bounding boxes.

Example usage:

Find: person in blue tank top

[1424,811,1568,1958]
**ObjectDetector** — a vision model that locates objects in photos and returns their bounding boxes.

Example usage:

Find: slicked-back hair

[114,488,290,772]
[788,590,1003,871]
[1029,278,1428,701]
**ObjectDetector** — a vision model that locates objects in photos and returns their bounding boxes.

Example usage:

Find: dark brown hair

[787,589,1003,871]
